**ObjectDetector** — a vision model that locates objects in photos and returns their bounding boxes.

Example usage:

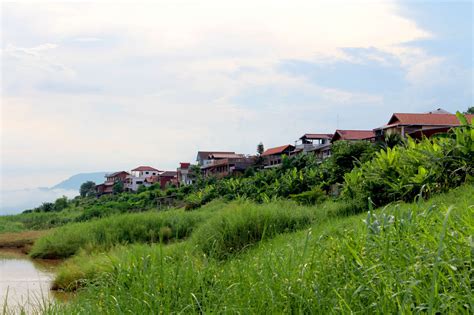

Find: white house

[125,166,162,191]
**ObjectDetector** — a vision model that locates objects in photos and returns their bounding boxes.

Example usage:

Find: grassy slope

[47,185,473,314]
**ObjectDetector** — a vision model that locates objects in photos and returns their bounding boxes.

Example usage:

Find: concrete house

[196,151,236,166]
[125,166,162,191]
[261,144,295,168]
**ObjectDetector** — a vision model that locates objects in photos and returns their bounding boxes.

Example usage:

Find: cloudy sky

[1,0,472,206]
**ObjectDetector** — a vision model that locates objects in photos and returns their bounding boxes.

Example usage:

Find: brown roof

[300,133,333,140]
[131,166,160,172]
[332,130,375,141]
[387,113,474,127]
[262,144,295,156]
[196,151,235,161]
[106,171,129,177]
[160,171,177,177]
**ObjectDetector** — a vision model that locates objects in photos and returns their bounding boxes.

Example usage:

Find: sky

[1,0,473,212]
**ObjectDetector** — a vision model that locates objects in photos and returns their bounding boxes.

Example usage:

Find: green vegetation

[2,113,472,313]
[45,185,473,313]
[30,208,208,259]
[344,113,473,210]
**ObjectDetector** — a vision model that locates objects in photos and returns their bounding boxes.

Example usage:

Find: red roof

[300,133,333,140]
[179,162,191,169]
[332,130,375,141]
[387,113,473,127]
[131,166,160,172]
[261,144,295,156]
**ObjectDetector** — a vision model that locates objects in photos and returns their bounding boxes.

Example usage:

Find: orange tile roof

[333,130,375,141]
[261,144,295,156]
[388,113,473,126]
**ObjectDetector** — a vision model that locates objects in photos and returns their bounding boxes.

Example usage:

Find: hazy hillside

[51,172,108,191]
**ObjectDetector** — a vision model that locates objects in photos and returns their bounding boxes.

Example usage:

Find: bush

[290,187,327,205]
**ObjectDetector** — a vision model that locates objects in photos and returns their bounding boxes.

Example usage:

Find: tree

[80,181,96,197]
[54,195,68,211]
[255,142,265,168]
[464,106,474,114]
[113,181,124,194]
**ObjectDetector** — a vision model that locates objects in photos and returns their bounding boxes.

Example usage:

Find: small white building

[125,166,162,191]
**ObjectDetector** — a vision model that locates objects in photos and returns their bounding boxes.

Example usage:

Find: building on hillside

[261,144,295,168]
[294,133,333,159]
[177,162,194,186]
[196,151,236,166]
[201,156,255,178]
[374,112,474,140]
[125,166,162,191]
[158,171,178,189]
[95,171,129,196]
[331,130,376,142]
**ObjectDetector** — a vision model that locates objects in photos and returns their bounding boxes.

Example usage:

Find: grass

[29,208,209,259]
[42,185,473,314]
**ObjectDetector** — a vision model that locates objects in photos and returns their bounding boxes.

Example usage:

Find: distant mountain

[51,172,109,191]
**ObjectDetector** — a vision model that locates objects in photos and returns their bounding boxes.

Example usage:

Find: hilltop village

[95,109,474,196]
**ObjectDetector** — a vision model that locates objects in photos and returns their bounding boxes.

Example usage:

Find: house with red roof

[95,171,129,196]
[374,111,474,140]
[261,144,295,168]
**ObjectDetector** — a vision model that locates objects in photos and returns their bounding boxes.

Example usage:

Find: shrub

[290,187,327,205]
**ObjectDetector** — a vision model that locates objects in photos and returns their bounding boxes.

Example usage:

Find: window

[146,171,149,174]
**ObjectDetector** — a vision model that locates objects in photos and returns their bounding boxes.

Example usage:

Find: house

[158,171,178,189]
[374,112,474,140]
[95,171,129,196]
[261,144,295,168]
[331,130,376,142]
[196,151,236,166]
[295,133,333,159]
[177,162,194,186]
[196,151,254,178]
[201,156,255,178]
[125,166,162,191]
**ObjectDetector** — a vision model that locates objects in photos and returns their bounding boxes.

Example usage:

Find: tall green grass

[29,209,207,259]
[191,200,325,259]
[45,185,473,314]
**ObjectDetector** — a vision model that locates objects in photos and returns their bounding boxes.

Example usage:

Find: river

[0,249,60,313]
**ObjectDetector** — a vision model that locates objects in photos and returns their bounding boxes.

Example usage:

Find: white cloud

[1,0,435,190]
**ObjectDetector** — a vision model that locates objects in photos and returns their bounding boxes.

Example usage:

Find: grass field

[41,185,473,314]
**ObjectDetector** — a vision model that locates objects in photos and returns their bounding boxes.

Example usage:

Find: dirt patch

[0,230,50,253]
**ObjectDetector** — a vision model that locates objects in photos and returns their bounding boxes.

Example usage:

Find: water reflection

[0,250,57,313]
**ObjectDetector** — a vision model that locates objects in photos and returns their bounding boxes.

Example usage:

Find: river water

[0,250,59,313]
